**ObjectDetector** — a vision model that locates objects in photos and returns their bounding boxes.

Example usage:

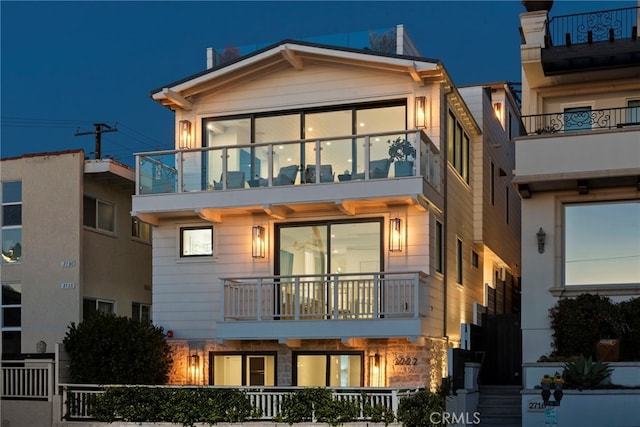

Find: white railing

[223,271,428,321]
[61,384,421,421]
[135,130,440,195]
[1,360,54,401]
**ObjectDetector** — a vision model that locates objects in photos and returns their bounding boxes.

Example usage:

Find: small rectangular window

[435,221,443,273]
[505,186,510,224]
[83,298,114,320]
[2,181,22,264]
[472,251,479,268]
[132,218,152,242]
[456,238,463,285]
[180,226,213,257]
[490,162,495,206]
[132,302,151,323]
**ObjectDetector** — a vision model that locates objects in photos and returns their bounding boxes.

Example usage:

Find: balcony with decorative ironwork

[217,271,434,342]
[541,6,639,75]
[521,105,640,135]
[132,130,441,223]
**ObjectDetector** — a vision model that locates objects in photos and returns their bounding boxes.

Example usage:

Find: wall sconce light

[536,227,546,254]
[252,225,266,258]
[415,96,427,129]
[179,120,193,149]
[187,354,200,384]
[389,218,403,252]
[493,102,503,124]
[369,352,385,387]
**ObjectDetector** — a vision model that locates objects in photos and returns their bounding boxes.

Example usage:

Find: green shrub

[549,294,618,358]
[562,355,613,390]
[63,311,172,384]
[91,387,257,426]
[396,390,445,427]
[618,297,640,361]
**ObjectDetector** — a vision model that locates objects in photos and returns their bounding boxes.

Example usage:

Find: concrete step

[477,403,521,416]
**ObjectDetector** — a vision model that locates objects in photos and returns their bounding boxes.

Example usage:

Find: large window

[180,226,213,257]
[447,111,470,182]
[210,353,276,386]
[2,181,22,263]
[83,195,115,233]
[564,201,640,286]
[1,284,21,355]
[294,352,362,387]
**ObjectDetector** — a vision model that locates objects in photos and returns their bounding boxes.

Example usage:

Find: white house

[132,26,521,390]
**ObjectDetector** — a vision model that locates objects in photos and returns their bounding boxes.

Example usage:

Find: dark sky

[1,1,633,166]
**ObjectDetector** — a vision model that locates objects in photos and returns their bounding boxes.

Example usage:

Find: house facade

[517,4,640,366]
[133,26,520,389]
[0,150,153,358]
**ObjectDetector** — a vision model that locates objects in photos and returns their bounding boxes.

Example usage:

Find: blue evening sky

[1,1,634,166]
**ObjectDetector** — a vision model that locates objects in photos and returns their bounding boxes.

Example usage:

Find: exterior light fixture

[179,120,193,149]
[187,354,200,384]
[369,352,385,387]
[252,225,266,258]
[415,96,427,128]
[536,227,546,254]
[493,102,503,123]
[389,218,403,252]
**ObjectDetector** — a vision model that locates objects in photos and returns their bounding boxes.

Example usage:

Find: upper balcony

[515,106,640,195]
[132,130,441,222]
[542,6,639,76]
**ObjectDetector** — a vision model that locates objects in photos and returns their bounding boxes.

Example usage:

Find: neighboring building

[132,26,521,389]
[0,150,152,358]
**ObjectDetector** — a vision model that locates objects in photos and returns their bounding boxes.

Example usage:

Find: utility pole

[74,123,118,159]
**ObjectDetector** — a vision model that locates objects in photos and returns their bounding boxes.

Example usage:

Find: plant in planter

[562,354,612,390]
[387,137,416,177]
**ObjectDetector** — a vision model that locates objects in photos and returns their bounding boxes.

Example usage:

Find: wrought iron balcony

[134,130,440,196]
[521,106,640,136]
[546,6,638,47]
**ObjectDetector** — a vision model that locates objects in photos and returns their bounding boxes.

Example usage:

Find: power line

[75,123,118,160]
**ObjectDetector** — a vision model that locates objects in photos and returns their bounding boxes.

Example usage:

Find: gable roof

[150,39,444,111]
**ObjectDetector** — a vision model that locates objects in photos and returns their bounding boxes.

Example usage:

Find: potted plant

[387,137,416,177]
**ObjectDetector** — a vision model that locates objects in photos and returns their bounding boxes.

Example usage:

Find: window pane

[2,284,21,305]
[205,118,251,147]
[97,201,115,232]
[2,331,21,355]
[435,221,443,273]
[627,100,640,124]
[564,106,592,132]
[2,205,21,226]
[565,201,640,285]
[305,110,351,180]
[141,305,151,323]
[97,301,114,314]
[3,307,20,327]
[296,355,326,386]
[83,299,96,320]
[181,227,213,257]
[1,228,21,263]
[132,302,140,320]
[83,196,96,228]
[247,355,275,386]
[329,354,362,387]
[213,355,242,386]
[256,114,301,143]
[2,182,22,203]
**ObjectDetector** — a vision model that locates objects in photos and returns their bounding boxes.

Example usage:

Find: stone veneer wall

[165,338,448,390]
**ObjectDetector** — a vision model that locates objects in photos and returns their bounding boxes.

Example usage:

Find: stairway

[477,385,522,427]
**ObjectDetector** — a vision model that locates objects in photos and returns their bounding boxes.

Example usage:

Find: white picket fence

[1,360,54,401]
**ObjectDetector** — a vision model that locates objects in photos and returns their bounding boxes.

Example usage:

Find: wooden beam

[335,200,356,216]
[162,88,193,111]
[281,47,304,70]
[196,208,222,223]
[408,64,424,86]
[411,195,429,212]
[263,205,288,220]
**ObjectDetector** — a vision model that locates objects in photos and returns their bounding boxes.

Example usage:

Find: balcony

[515,107,640,194]
[542,6,639,75]
[133,130,441,221]
[217,271,432,342]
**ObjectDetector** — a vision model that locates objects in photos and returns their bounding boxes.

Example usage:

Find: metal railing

[223,271,428,321]
[61,384,420,421]
[135,130,439,195]
[1,360,54,401]
[521,106,640,135]
[547,6,639,46]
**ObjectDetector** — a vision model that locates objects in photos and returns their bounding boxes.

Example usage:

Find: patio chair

[305,164,335,183]
[274,165,299,186]
[352,158,391,180]
[213,171,246,189]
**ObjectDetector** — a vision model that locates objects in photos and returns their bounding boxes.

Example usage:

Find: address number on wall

[394,357,418,366]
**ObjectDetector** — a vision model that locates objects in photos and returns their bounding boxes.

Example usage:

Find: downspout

[442,82,452,341]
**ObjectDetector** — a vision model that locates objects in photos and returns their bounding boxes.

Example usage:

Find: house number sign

[394,356,418,366]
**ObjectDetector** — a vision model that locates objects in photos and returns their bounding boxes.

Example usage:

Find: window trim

[179,225,214,258]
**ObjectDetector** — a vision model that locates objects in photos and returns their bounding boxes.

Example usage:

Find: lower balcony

[217,271,431,342]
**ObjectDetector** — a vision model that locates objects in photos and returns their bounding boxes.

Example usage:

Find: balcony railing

[61,384,420,421]
[521,106,640,135]
[1,360,54,401]
[547,6,639,47]
[223,271,428,322]
[135,130,440,195]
